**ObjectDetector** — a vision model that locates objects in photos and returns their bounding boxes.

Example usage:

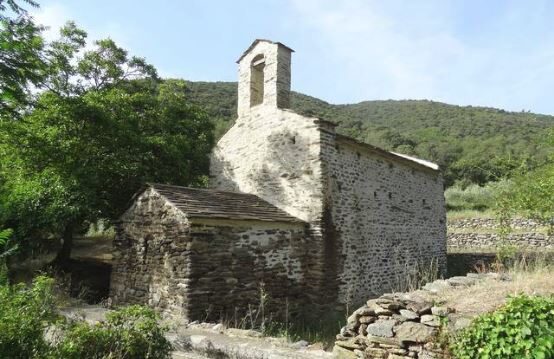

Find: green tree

[0,22,213,264]
[0,16,46,118]
[496,131,554,233]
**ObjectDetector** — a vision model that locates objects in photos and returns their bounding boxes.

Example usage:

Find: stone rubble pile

[334,273,502,359]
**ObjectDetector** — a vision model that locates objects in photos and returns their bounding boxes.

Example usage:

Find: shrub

[0,276,57,359]
[445,180,510,212]
[52,305,172,359]
[451,295,554,359]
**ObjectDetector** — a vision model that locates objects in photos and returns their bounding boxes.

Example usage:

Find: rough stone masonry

[110,39,447,321]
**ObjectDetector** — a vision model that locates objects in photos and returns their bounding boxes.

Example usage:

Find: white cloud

[288,0,467,101]
[31,3,131,51]
[287,0,554,113]
[31,2,70,41]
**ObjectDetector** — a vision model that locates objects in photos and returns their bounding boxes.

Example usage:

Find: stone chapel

[109,40,447,321]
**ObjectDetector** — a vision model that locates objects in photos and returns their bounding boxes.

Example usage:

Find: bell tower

[236,39,293,117]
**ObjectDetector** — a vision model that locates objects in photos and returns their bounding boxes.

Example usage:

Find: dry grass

[438,263,554,318]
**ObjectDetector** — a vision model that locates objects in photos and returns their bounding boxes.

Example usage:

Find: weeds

[393,256,441,293]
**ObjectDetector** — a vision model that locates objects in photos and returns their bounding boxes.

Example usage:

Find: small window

[250,54,265,107]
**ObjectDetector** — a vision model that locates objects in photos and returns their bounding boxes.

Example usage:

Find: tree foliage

[0,16,46,118]
[495,131,554,232]
[0,21,214,260]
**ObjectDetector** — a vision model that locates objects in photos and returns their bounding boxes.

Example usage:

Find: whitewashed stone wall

[211,106,325,223]
[212,39,446,311]
[237,41,291,117]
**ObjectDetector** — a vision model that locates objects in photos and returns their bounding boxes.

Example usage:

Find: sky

[31,0,554,115]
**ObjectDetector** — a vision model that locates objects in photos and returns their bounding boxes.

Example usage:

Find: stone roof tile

[149,183,304,223]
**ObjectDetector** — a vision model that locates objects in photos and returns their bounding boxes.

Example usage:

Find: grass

[439,253,554,318]
[447,209,497,221]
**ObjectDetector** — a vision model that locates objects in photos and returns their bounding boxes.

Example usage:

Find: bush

[445,180,510,211]
[52,305,172,359]
[451,295,554,359]
[0,276,57,359]
[0,275,171,359]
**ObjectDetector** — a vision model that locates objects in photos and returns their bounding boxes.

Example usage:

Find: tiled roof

[148,183,303,223]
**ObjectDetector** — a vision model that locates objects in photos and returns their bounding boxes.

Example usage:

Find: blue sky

[32,0,554,114]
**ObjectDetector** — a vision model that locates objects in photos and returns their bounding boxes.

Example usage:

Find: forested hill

[183,81,554,187]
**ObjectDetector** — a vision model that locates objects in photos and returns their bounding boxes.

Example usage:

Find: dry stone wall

[448,218,553,249]
[334,273,499,359]
[184,219,313,321]
[325,138,447,306]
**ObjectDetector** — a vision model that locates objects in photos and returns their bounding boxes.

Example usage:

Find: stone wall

[447,218,553,249]
[334,273,498,359]
[185,219,312,321]
[325,137,447,306]
[211,106,325,224]
[210,100,334,308]
[237,41,292,118]
[211,39,447,312]
[110,188,313,321]
[110,187,192,318]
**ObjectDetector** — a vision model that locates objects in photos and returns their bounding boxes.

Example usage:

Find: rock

[389,355,412,359]
[420,315,440,327]
[399,309,419,320]
[354,305,376,316]
[366,335,403,347]
[422,280,451,294]
[376,298,404,310]
[406,301,432,315]
[395,322,437,343]
[364,347,388,358]
[388,348,409,355]
[367,302,393,316]
[333,345,358,359]
[358,323,368,336]
[431,306,451,316]
[447,276,476,287]
[366,319,396,337]
[359,316,376,324]
[347,312,360,324]
[335,338,362,350]
[420,350,440,359]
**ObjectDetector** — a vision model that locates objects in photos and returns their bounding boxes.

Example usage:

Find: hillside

[184,81,554,187]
